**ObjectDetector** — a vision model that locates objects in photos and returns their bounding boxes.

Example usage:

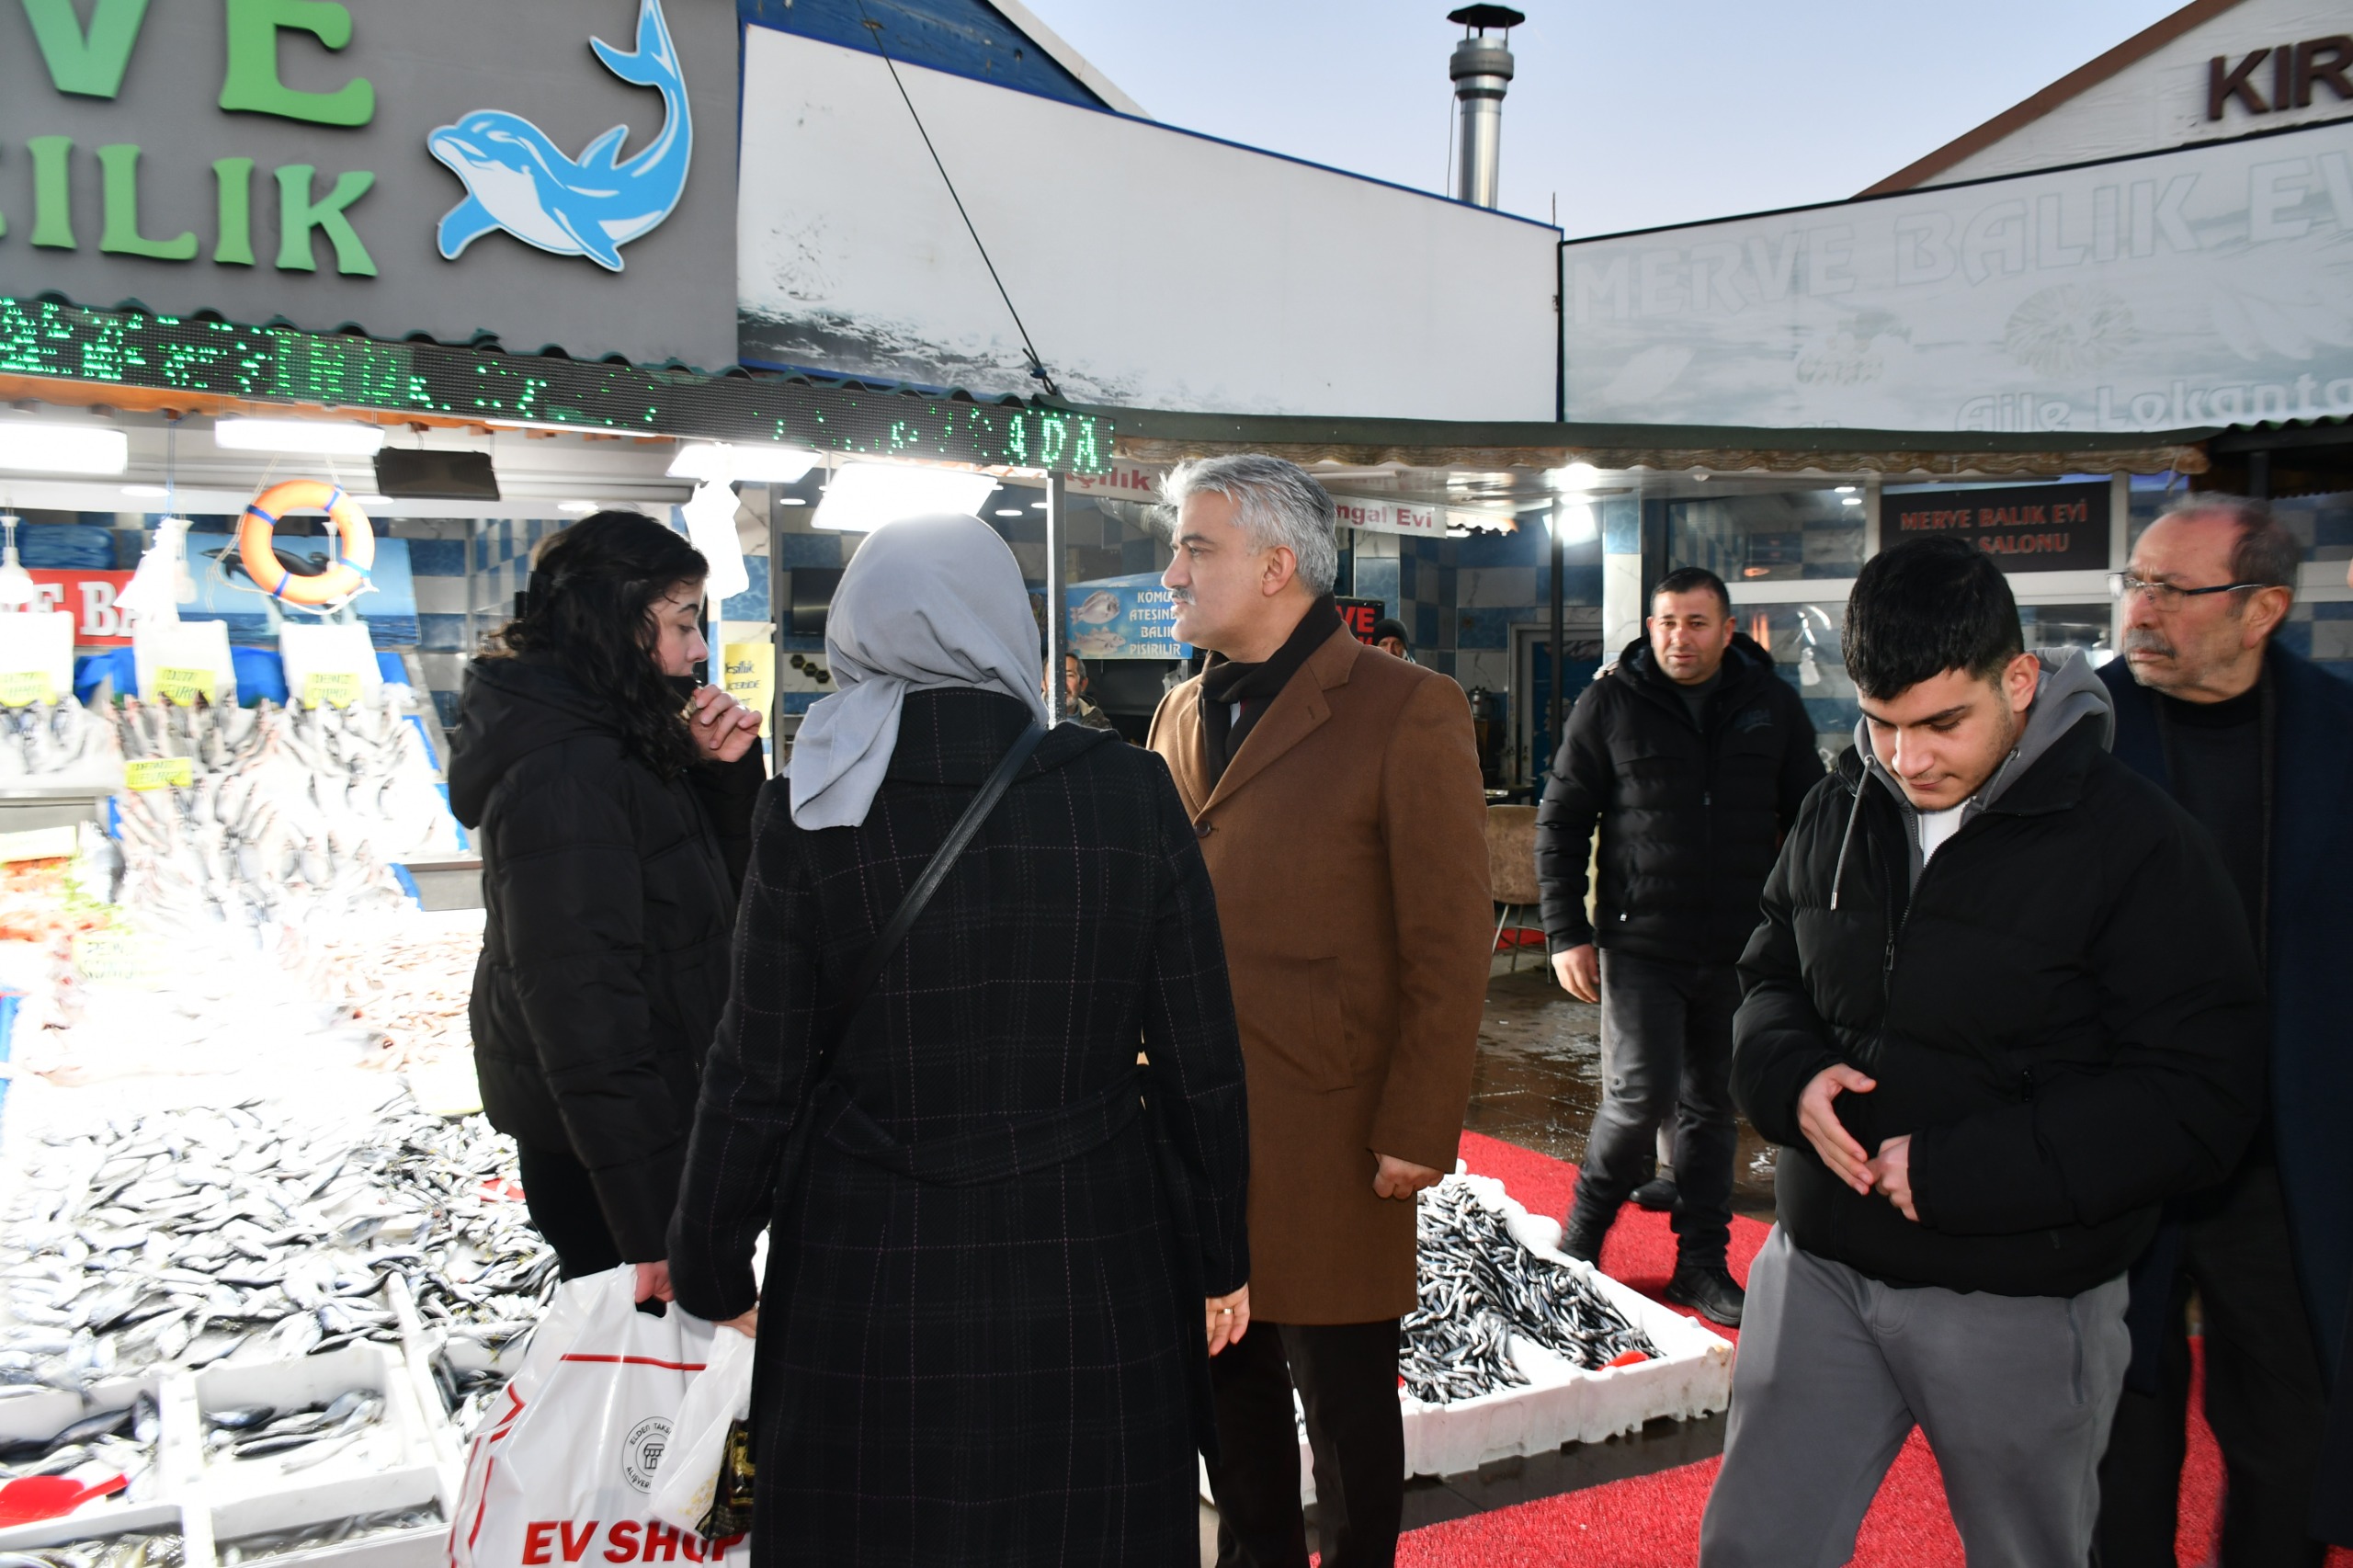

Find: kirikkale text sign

[1883,482,2111,573]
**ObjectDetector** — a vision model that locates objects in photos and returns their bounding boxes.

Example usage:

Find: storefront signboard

[1882,482,2111,573]
[1562,118,2353,433]
[1066,573,1191,660]
[28,569,132,644]
[0,0,739,369]
[1337,598,1385,643]
[1334,497,1443,538]
[735,24,1557,418]
[1063,462,1165,506]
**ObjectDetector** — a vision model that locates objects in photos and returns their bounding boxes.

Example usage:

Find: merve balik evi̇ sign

[0,0,738,369]
[1882,481,2111,573]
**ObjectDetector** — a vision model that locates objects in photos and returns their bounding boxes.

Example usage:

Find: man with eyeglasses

[2094,495,2353,1562]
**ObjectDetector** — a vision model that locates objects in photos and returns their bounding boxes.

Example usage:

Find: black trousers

[1568,949,1738,1269]
[1205,1318,1403,1568]
[2096,1164,2330,1568]
[516,1142,625,1280]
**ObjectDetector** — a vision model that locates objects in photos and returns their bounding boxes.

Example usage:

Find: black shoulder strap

[824,721,1048,1046]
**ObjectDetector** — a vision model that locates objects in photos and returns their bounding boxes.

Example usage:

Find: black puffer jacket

[1536,634,1823,965]
[449,655,764,1260]
[1732,681,2267,1298]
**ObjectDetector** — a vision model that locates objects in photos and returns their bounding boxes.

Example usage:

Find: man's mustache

[1167,586,1195,605]
[2121,628,2175,659]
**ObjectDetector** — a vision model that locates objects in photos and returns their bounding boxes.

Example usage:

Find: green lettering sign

[21,0,151,99]
[97,145,196,260]
[220,0,373,127]
[213,158,256,267]
[274,165,374,275]
[28,136,74,249]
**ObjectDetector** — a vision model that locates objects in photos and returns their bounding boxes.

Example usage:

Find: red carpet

[1416,1132,2349,1568]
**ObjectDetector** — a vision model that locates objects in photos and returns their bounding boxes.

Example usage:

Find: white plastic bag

[647,1326,755,1538]
[448,1269,747,1568]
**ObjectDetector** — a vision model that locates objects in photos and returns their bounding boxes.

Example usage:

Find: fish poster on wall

[1066,574,1191,661]
[183,533,420,648]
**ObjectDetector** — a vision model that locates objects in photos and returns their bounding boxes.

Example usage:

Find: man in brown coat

[1147,454,1492,1568]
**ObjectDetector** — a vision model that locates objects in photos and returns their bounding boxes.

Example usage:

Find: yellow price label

[303,670,363,710]
[154,665,211,707]
[124,756,194,791]
[0,671,54,708]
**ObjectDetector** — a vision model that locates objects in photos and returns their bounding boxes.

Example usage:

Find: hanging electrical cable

[852,1,1061,399]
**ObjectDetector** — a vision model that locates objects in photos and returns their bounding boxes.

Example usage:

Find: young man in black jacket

[1700,538,2267,1567]
[1535,567,1822,1324]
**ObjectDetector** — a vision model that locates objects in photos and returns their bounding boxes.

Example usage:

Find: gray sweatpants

[1700,1226,2131,1568]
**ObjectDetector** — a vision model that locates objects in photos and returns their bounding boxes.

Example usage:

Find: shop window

[1669,490,1862,583]
[1737,602,1857,768]
[2018,602,2113,661]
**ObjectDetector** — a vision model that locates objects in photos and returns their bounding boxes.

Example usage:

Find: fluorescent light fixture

[1842,496,1863,506]
[213,417,384,457]
[667,441,820,485]
[0,422,129,475]
[813,463,996,533]
[994,507,1026,518]
[1834,485,1859,494]
[557,500,599,514]
[121,484,169,498]
[1029,500,1047,510]
[776,496,808,506]
[350,494,393,507]
[1545,462,1602,487]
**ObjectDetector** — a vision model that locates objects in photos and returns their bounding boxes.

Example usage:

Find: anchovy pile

[0,1097,551,1397]
[0,1528,183,1568]
[1401,1181,1657,1404]
[0,1392,159,1496]
[108,689,460,939]
[216,1506,443,1565]
[203,1387,385,1474]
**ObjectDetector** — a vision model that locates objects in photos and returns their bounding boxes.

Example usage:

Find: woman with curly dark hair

[450,510,765,1302]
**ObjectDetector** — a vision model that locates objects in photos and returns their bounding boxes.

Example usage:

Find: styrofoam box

[1200,1172,1736,1506]
[0,1372,190,1538]
[195,1344,444,1546]
[0,1502,206,1565]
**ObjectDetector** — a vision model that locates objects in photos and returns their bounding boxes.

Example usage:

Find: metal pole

[1044,472,1068,726]
[1548,503,1565,779]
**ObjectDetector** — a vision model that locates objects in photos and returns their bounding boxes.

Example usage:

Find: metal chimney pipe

[1448,6,1520,209]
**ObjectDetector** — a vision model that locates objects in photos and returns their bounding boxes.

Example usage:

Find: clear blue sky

[1026,1,2186,237]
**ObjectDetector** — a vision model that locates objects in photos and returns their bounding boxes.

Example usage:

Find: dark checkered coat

[668,687,1250,1568]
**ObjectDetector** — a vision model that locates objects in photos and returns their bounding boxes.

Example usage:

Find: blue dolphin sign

[427,0,693,272]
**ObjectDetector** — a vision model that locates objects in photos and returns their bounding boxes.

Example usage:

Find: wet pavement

[1467,958,1780,1222]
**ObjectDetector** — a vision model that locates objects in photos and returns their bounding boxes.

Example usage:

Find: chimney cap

[1447,4,1524,33]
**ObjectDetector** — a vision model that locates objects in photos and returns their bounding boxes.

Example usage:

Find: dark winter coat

[1537,633,1823,966]
[449,655,762,1260]
[667,689,1250,1568]
[2101,647,2353,1540]
[1732,695,2267,1299]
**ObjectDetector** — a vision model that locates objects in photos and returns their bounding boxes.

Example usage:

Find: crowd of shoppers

[463,469,2353,1565]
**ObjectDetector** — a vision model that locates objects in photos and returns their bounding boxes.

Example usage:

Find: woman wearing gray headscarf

[668,514,1251,1568]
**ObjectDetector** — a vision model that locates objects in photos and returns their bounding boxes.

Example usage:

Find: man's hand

[1373,1153,1444,1201]
[1796,1064,1879,1196]
[718,1306,758,1338]
[1552,944,1600,1003]
[1206,1285,1250,1356]
[1869,1134,1917,1221]
[689,685,764,764]
[633,1260,675,1304]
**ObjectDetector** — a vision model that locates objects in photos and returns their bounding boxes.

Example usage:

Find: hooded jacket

[1536,632,1824,966]
[450,655,764,1260]
[1732,651,2267,1297]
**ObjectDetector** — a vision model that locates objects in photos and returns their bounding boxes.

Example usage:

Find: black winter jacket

[1536,634,1823,965]
[449,655,764,1260]
[1732,704,2267,1298]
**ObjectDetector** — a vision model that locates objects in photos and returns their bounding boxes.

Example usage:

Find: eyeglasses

[2108,572,2269,611]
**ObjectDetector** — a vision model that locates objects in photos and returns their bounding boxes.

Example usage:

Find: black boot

[1665,1265,1745,1327]
[1631,1176,1678,1212]
[1561,1192,1616,1264]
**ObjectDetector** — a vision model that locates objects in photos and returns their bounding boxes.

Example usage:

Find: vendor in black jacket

[449,512,766,1306]
[1534,567,1822,1324]
[1700,537,2265,1568]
